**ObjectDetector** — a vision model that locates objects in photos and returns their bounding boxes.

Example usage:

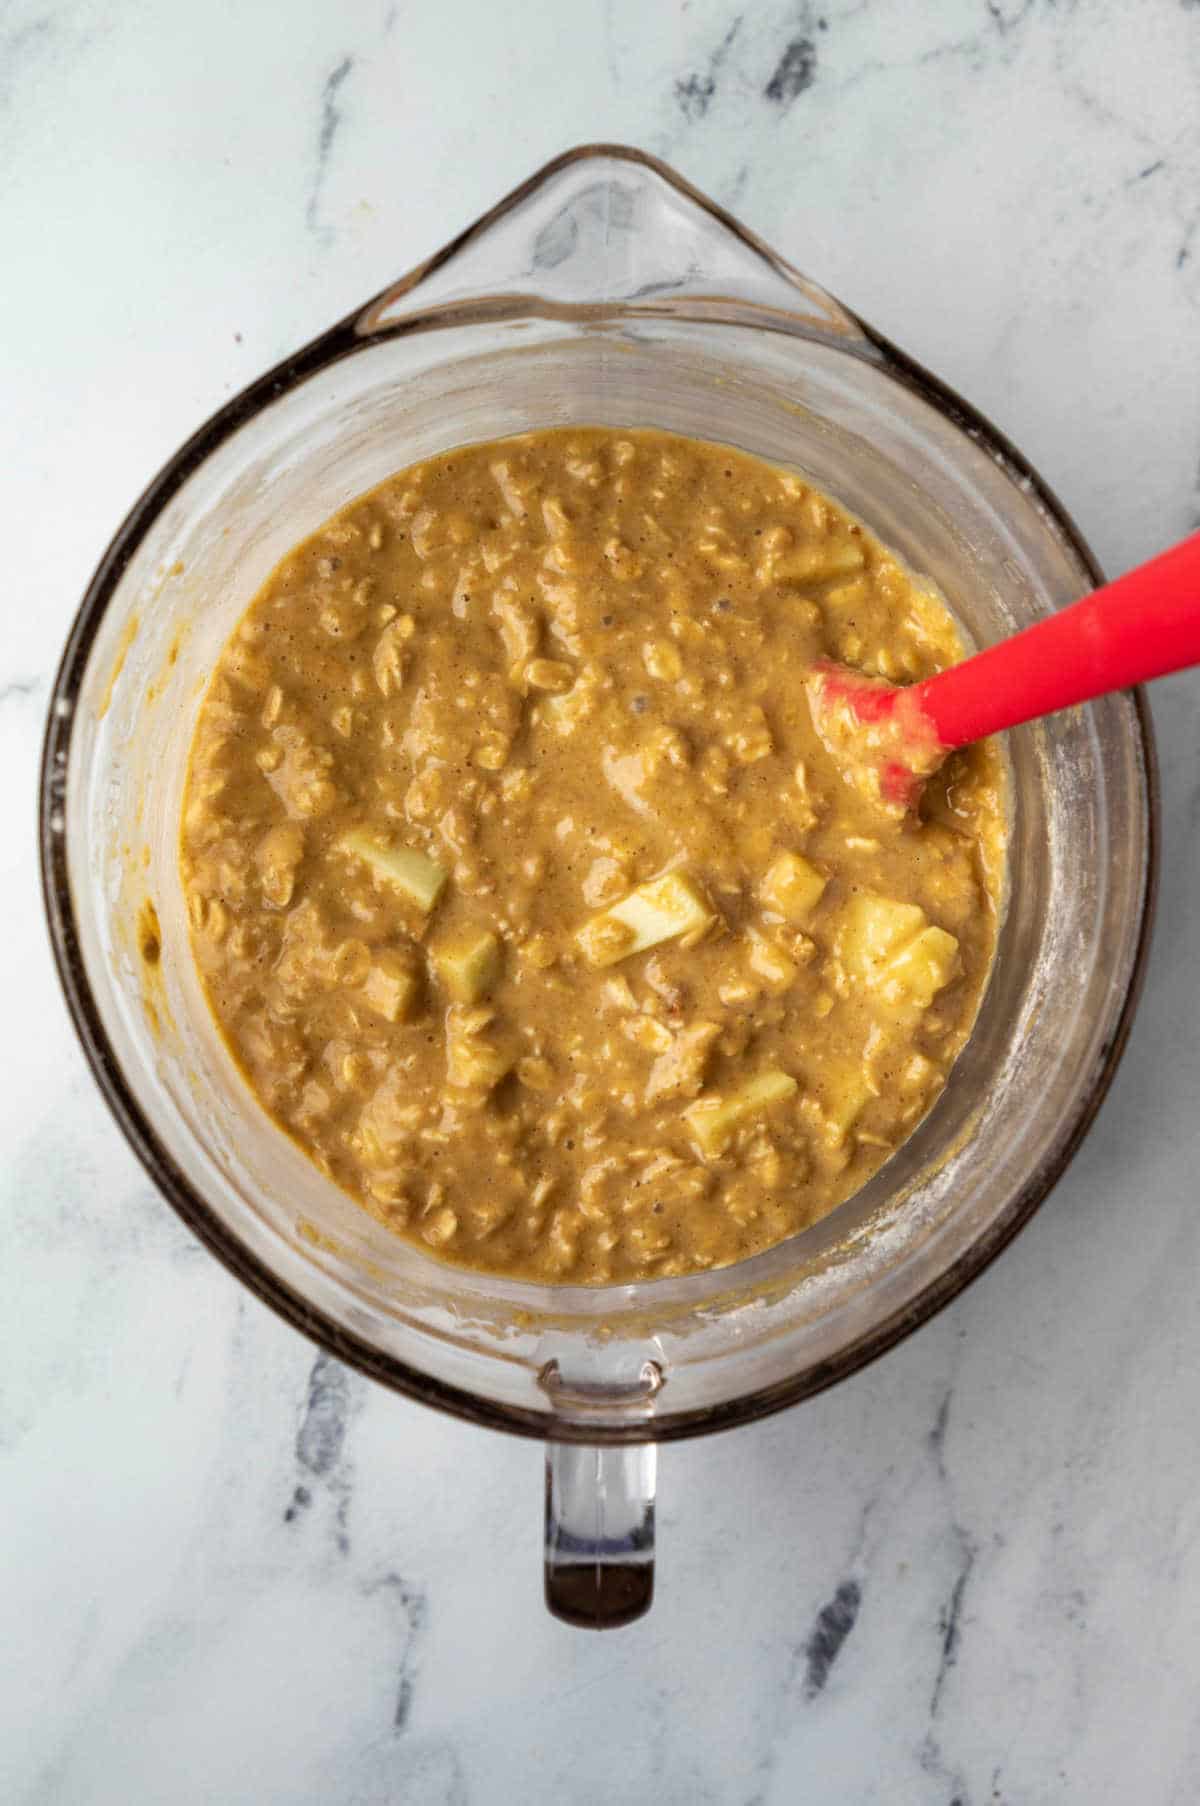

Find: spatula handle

[915,532,1200,749]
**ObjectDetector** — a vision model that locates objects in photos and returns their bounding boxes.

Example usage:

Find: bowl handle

[538,1354,663,1628]
[544,1439,657,1630]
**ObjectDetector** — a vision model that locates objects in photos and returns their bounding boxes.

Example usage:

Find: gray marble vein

[763,29,820,106]
[675,15,744,120]
[801,1577,862,1699]
[306,55,355,243]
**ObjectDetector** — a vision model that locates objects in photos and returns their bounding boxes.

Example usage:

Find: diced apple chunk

[882,926,960,1010]
[361,948,422,1023]
[337,829,447,913]
[760,852,826,922]
[431,929,502,1004]
[837,894,959,1010]
[576,871,714,968]
[839,895,927,974]
[683,1068,798,1159]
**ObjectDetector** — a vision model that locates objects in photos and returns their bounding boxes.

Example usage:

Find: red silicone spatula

[806,531,1200,811]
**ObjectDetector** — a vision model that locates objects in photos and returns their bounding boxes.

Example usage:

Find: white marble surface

[4,1,1200,1800]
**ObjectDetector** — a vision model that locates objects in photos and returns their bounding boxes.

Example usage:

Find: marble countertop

[4,1,1200,1800]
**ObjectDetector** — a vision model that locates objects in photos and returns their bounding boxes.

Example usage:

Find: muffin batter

[180,429,1006,1283]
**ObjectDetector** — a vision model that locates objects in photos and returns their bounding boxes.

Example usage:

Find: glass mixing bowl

[40,146,1157,1628]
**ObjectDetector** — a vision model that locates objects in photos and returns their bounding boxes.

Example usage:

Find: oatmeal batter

[180,429,1006,1283]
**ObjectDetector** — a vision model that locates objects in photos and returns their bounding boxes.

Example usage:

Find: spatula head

[804,661,946,815]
